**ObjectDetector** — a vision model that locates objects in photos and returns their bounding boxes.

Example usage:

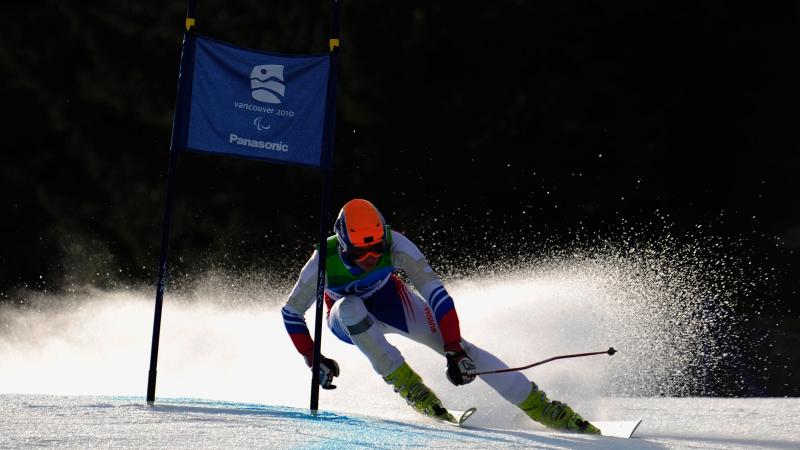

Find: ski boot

[384,362,454,422]
[518,382,600,435]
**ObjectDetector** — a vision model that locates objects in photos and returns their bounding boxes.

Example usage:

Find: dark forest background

[1,1,798,395]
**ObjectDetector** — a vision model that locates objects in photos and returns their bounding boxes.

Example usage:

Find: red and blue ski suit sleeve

[389,231,465,353]
[281,251,320,366]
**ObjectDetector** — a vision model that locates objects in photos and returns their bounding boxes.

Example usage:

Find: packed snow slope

[2,395,798,449]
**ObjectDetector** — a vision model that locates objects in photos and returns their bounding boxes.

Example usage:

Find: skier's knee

[347,316,373,336]
[337,295,369,327]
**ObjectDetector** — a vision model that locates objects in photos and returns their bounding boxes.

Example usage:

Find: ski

[589,419,642,438]
[434,407,477,427]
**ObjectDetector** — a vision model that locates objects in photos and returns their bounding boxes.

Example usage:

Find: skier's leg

[328,295,403,376]
[328,294,450,419]
[460,341,598,434]
[371,276,454,350]
[380,285,599,434]
[381,284,535,402]
[460,339,533,403]
[457,341,598,434]
[516,381,600,434]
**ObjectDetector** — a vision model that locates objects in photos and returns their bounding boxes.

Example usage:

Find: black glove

[445,351,477,386]
[318,355,340,390]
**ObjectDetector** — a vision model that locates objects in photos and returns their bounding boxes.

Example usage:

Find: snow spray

[0,230,768,427]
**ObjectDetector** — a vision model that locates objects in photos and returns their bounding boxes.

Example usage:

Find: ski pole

[474,347,617,376]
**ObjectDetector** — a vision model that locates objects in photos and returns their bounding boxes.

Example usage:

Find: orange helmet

[334,199,386,261]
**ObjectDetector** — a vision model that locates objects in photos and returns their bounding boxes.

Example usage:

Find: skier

[281,198,599,434]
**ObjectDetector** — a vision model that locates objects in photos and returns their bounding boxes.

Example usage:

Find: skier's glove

[318,355,340,390]
[445,351,477,386]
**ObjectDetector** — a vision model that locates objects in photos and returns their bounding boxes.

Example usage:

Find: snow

[1,395,797,449]
[1,260,796,449]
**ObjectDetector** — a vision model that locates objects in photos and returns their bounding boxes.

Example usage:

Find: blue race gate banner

[151,2,341,408]
[185,35,331,168]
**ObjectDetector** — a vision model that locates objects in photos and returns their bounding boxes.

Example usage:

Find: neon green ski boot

[518,382,600,435]
[384,362,454,422]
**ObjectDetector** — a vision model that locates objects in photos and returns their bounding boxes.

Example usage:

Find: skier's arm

[390,231,465,353]
[281,251,319,366]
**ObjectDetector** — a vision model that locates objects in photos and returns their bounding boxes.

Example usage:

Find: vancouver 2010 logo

[250,65,285,104]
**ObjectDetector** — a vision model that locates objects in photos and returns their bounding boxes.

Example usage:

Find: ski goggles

[347,241,386,262]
